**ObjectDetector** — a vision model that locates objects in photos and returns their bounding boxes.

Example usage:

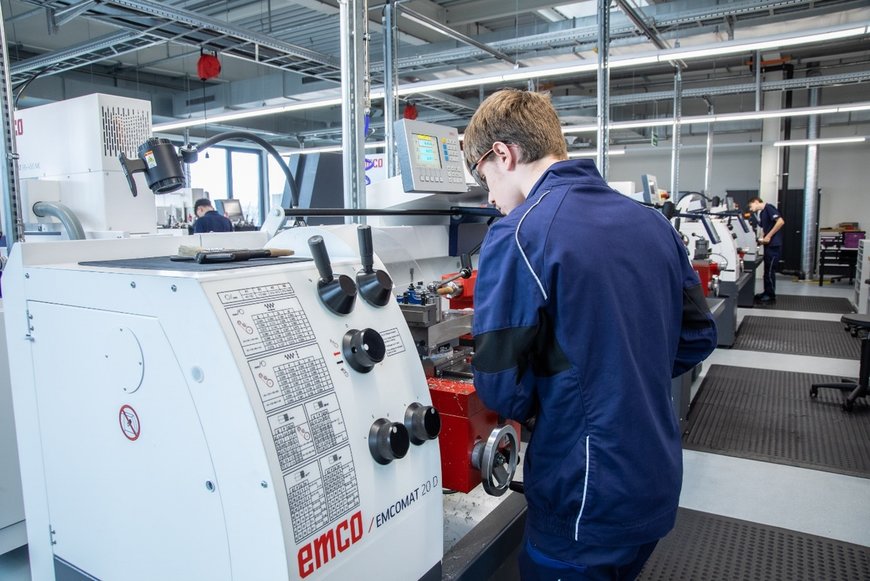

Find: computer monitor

[641,175,659,204]
[216,199,244,222]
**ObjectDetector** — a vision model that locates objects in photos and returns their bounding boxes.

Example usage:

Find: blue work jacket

[472,159,717,547]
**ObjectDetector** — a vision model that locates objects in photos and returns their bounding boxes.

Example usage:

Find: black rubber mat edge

[639,508,870,581]
[750,294,856,314]
[733,316,861,360]
[683,365,870,478]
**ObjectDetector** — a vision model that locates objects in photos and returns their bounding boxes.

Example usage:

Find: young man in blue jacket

[464,89,718,580]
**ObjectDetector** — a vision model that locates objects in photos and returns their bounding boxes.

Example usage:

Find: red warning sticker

[119,404,141,441]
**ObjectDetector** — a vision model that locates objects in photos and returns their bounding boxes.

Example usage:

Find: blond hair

[464,89,568,166]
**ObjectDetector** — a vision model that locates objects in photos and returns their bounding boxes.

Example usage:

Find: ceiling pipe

[399,7,519,66]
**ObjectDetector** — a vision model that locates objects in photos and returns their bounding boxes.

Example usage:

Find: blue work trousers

[763,245,782,298]
[518,532,658,581]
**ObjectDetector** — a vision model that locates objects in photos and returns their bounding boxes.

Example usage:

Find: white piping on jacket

[574,435,591,541]
[515,189,551,301]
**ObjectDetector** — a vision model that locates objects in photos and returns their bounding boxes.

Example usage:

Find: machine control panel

[395,119,468,194]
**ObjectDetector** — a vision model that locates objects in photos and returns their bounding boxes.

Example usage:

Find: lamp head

[118,137,185,196]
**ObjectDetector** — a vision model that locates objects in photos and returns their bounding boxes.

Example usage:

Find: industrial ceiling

[3,0,869,150]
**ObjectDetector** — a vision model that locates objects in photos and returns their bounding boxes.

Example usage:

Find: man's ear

[493,141,518,171]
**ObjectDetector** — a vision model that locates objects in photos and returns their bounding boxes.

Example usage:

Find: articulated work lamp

[118,131,299,206]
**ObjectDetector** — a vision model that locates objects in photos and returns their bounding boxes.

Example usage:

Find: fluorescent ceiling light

[664,25,868,62]
[568,148,626,158]
[773,136,867,147]
[152,24,869,132]
[154,97,343,132]
[837,103,870,114]
[395,23,868,95]
[288,141,386,155]
[560,101,870,134]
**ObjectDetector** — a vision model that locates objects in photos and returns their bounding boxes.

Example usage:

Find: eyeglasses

[468,148,495,192]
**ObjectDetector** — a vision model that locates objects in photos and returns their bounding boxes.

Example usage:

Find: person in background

[464,88,718,580]
[192,198,233,234]
[747,196,785,304]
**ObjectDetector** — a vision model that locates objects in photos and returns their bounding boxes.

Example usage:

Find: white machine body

[0,306,26,556]
[711,207,758,263]
[678,218,743,283]
[16,93,157,236]
[5,229,442,580]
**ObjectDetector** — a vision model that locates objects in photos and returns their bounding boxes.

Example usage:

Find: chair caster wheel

[809,387,818,399]
[842,401,854,412]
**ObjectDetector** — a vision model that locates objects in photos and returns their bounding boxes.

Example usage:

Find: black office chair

[810,314,870,411]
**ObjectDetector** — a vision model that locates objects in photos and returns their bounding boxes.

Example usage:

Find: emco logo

[297,510,363,578]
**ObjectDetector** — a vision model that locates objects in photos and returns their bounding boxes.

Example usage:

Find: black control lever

[308,235,357,315]
[358,224,375,274]
[438,253,473,289]
[356,225,393,307]
[459,253,473,278]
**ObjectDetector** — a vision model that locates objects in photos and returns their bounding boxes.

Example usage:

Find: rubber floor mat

[683,365,870,478]
[751,294,855,314]
[638,508,870,581]
[733,316,861,360]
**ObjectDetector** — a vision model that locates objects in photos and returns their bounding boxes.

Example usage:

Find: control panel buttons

[369,418,410,465]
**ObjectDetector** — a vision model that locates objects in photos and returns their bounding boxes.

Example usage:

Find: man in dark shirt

[748,196,785,303]
[193,198,233,234]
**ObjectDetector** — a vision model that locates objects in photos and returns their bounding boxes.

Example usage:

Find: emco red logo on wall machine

[297,511,363,578]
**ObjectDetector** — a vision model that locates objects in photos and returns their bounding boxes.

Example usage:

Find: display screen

[218,198,244,221]
[413,133,442,169]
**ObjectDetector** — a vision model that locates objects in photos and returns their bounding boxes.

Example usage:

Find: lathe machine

[5,227,446,580]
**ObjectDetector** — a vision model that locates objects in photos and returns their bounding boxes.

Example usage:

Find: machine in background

[673,194,752,348]
[16,94,160,238]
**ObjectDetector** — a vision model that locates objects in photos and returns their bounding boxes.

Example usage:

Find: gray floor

[2,275,867,580]
[682,276,870,548]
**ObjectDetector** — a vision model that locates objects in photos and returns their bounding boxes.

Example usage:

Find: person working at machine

[192,198,234,233]
[464,89,718,580]
[748,196,785,304]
